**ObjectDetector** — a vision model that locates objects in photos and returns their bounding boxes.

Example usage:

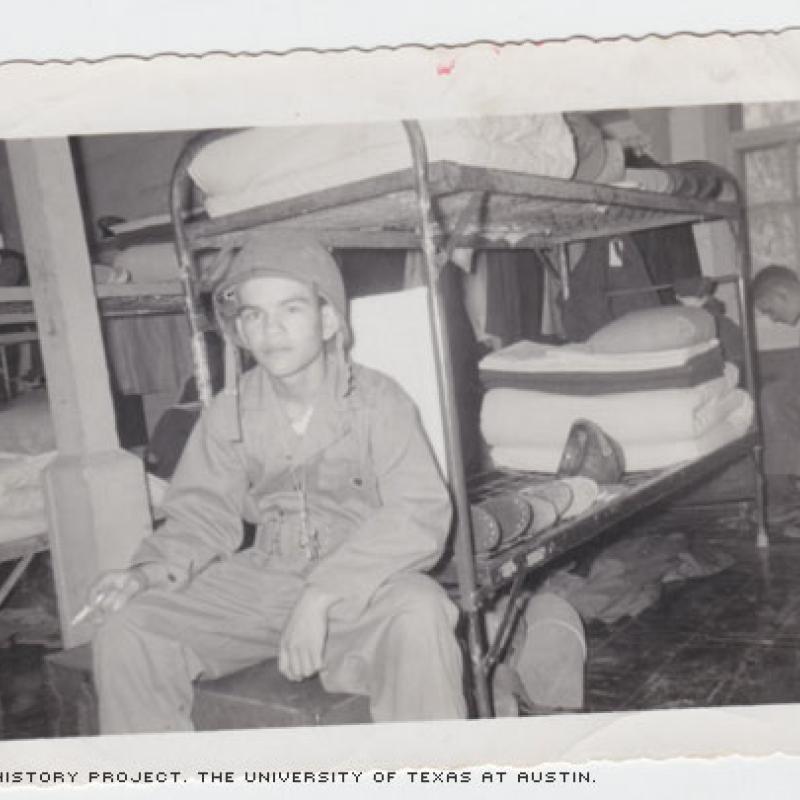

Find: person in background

[751,264,800,526]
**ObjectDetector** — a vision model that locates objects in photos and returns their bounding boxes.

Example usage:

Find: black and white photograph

[1,20,800,791]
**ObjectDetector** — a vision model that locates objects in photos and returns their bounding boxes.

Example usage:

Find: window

[731,102,800,272]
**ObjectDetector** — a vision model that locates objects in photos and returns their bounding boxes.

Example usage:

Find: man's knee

[92,599,157,666]
[380,576,460,645]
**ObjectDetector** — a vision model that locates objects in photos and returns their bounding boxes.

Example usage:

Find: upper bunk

[0,155,741,322]
[165,117,743,288]
[182,160,742,256]
[0,113,744,321]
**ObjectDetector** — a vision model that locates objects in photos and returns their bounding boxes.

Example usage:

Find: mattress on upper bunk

[188,116,578,218]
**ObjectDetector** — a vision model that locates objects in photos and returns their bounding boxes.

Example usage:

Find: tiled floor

[585,527,800,712]
[3,521,800,738]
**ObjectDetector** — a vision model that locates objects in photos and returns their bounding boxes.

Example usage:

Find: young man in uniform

[87,231,467,732]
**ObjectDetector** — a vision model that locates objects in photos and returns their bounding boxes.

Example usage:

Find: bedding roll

[480,374,745,448]
[479,338,719,375]
[480,347,726,394]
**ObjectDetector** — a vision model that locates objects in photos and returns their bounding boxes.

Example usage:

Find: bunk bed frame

[0,120,765,719]
[165,121,767,719]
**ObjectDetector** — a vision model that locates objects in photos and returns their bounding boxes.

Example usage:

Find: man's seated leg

[93,553,303,734]
[512,592,585,712]
[321,572,467,722]
[487,591,586,716]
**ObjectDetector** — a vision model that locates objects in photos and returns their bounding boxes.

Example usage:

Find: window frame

[730,106,800,270]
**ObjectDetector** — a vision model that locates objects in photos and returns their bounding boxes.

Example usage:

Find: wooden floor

[2,524,800,738]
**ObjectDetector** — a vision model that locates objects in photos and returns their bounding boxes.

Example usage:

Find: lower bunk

[464,433,760,597]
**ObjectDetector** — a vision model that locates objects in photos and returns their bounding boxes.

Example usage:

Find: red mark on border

[436,58,456,76]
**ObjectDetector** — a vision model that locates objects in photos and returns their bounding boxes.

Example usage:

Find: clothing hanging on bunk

[560,236,661,343]
[334,249,404,298]
[479,250,545,347]
[102,316,194,396]
[631,224,703,301]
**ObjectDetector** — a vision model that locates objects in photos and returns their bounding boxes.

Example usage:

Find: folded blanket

[479,339,718,375]
[480,346,725,394]
[481,369,744,448]
[490,395,753,472]
[614,162,739,203]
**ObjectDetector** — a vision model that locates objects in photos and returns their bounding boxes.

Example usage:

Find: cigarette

[70,604,94,625]
[71,593,107,626]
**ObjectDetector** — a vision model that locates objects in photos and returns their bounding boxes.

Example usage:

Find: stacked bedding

[480,309,754,473]
[479,339,725,394]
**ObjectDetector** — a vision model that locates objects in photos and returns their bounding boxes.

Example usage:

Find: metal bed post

[169,132,233,409]
[402,120,493,718]
[731,209,769,549]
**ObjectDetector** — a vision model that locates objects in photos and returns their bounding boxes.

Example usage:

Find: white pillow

[587,307,716,354]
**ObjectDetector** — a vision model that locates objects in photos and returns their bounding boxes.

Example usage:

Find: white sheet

[0,450,170,546]
[0,389,55,455]
[189,115,577,218]
[479,338,719,375]
[0,451,55,545]
[480,366,744,447]
[490,395,754,473]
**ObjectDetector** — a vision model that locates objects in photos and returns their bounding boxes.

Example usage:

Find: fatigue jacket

[132,359,452,622]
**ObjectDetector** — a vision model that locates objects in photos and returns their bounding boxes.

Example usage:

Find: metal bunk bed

[157,120,765,719]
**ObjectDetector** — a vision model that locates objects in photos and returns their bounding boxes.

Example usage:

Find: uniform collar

[239,349,355,461]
